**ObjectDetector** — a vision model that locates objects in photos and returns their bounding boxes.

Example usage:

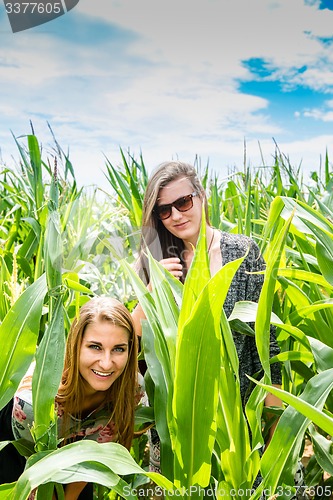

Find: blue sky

[1,0,333,187]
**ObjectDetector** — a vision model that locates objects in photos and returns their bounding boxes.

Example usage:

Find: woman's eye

[89,344,101,350]
[177,198,187,207]
[114,347,125,353]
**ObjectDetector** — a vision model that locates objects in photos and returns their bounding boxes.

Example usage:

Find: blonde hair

[56,297,138,449]
[137,161,210,283]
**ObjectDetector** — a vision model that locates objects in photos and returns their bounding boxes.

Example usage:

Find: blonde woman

[133,161,282,404]
[133,161,307,494]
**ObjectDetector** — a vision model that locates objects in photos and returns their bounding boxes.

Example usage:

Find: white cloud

[304,110,333,122]
[1,0,333,189]
[78,0,333,82]
[297,99,333,122]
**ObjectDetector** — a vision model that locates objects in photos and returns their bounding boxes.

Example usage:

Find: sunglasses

[155,192,199,220]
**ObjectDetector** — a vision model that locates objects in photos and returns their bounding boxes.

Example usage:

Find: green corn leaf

[269,351,314,364]
[121,258,173,390]
[141,322,173,481]
[32,165,65,452]
[316,236,333,286]
[280,196,333,235]
[216,481,234,499]
[0,274,47,410]
[228,301,283,325]
[63,278,93,294]
[12,441,174,500]
[245,382,268,458]
[308,423,333,476]
[277,267,333,290]
[27,135,43,212]
[105,160,132,209]
[172,254,245,488]
[291,301,333,320]
[173,284,220,488]
[244,173,252,237]
[17,224,40,262]
[120,149,143,226]
[260,196,285,253]
[44,210,62,296]
[273,321,311,351]
[0,482,15,498]
[217,307,255,487]
[307,336,333,372]
[256,214,293,378]
[148,253,179,373]
[178,206,210,332]
[209,176,221,229]
[257,369,333,488]
[0,255,11,320]
[32,296,65,451]
[121,256,176,479]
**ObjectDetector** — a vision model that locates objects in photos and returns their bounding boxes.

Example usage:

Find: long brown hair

[137,161,210,283]
[56,297,138,450]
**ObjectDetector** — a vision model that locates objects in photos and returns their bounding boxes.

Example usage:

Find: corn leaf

[258,369,333,488]
[141,321,173,481]
[32,297,65,450]
[178,206,210,332]
[172,254,245,488]
[308,423,333,476]
[0,274,47,410]
[12,441,174,500]
[256,214,292,378]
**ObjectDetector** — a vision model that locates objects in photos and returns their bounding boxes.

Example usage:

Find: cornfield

[1,131,333,499]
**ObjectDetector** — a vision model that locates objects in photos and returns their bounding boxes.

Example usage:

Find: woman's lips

[92,369,113,378]
[173,221,189,229]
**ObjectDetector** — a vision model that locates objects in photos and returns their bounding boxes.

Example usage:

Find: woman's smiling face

[79,320,129,397]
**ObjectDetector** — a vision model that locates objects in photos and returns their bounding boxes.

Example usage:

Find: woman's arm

[264,386,283,447]
[64,482,88,500]
[132,301,146,337]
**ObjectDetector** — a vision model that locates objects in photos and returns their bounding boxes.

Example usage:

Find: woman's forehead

[157,177,193,202]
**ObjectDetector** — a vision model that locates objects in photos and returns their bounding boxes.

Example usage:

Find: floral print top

[11,364,145,452]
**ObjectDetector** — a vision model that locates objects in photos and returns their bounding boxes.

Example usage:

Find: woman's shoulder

[14,362,34,402]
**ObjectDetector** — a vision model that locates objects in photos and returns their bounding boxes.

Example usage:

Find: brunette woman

[0,297,142,499]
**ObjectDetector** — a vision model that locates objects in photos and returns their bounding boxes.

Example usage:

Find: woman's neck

[183,225,214,250]
[81,395,105,418]
[182,226,215,267]
[80,389,107,416]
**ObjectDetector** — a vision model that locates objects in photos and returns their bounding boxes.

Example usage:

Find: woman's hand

[264,387,283,450]
[158,258,183,279]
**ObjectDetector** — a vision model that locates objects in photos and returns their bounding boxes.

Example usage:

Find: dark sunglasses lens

[156,194,194,220]
[175,195,193,212]
[157,206,172,220]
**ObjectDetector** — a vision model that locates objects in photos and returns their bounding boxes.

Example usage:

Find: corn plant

[2,133,333,496]
[104,149,148,228]
[118,211,321,498]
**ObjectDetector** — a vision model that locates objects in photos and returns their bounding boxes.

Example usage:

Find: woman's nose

[99,352,113,370]
[170,206,182,220]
